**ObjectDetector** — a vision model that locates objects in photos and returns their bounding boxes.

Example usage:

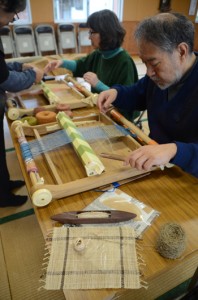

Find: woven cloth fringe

[40,226,146,290]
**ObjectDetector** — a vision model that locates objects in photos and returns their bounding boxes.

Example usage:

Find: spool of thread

[156,223,186,259]
[36,110,57,124]
[33,106,46,116]
[21,116,38,126]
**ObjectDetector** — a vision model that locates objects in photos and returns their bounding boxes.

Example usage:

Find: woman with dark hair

[44,9,139,120]
[0,0,44,207]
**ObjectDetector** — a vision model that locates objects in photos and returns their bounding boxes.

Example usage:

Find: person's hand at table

[97,88,118,113]
[32,67,45,83]
[44,60,63,73]
[124,143,177,171]
[83,72,99,87]
[22,64,44,83]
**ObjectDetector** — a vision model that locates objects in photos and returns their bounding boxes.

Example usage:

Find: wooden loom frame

[9,75,168,207]
[6,76,92,121]
[11,112,152,207]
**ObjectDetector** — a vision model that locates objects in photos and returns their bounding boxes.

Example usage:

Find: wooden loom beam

[11,121,53,207]
[109,109,157,145]
[64,74,98,106]
[11,112,153,207]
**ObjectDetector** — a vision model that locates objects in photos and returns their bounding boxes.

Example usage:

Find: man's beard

[151,72,182,90]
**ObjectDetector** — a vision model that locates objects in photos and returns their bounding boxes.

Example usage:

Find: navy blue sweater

[113,56,198,178]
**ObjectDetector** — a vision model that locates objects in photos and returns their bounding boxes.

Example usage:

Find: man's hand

[97,89,118,113]
[124,143,177,171]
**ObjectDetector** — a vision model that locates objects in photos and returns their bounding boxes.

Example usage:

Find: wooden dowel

[65,75,92,97]
[110,109,157,145]
[100,152,126,162]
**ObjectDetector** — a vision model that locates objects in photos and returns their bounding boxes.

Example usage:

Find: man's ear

[177,42,188,59]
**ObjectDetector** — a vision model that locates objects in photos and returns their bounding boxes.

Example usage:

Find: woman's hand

[83,72,99,87]
[44,60,63,73]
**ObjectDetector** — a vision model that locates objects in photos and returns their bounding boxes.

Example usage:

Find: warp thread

[156,223,186,259]
[18,136,38,173]
[28,124,126,157]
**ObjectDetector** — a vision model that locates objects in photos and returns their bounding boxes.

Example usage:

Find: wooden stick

[96,172,150,191]
[16,95,26,109]
[64,74,92,97]
[100,152,126,162]
[62,74,98,106]
[109,109,157,145]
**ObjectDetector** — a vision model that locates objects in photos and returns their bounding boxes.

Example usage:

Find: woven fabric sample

[44,226,141,290]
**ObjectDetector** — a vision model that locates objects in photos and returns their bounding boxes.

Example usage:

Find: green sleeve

[61,60,77,72]
[95,81,109,92]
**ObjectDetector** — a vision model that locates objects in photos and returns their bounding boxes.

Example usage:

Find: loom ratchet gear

[51,210,137,224]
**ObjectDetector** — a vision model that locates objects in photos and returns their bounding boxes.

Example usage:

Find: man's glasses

[12,12,20,22]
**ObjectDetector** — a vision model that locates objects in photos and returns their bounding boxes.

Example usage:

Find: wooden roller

[64,74,98,106]
[7,99,58,121]
[11,120,53,207]
[109,109,157,145]
[64,74,92,97]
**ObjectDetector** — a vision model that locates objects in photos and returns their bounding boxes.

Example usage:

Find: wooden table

[7,74,198,300]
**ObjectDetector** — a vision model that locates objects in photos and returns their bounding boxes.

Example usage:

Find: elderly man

[0,0,44,207]
[97,12,198,178]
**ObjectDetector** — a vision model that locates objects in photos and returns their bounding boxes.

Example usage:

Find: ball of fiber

[36,110,57,124]
[21,116,38,126]
[33,106,46,116]
[156,223,186,259]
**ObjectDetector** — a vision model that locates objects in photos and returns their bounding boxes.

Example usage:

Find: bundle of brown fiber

[156,223,186,259]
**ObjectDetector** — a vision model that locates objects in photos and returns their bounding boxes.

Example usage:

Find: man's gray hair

[134,12,194,53]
